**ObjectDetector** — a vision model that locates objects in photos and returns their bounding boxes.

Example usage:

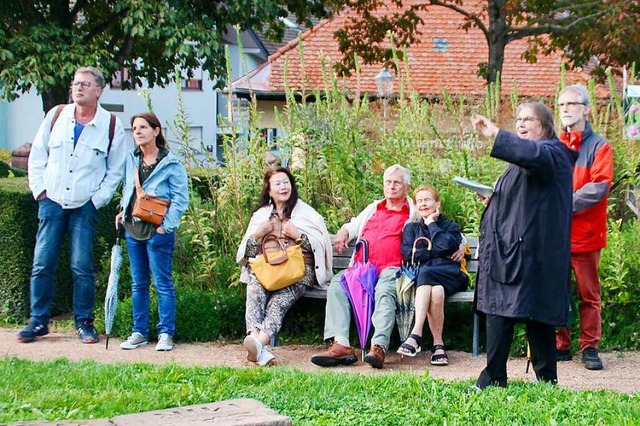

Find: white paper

[453,176,494,198]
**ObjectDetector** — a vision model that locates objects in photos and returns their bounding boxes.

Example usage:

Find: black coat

[475,130,577,326]
[402,218,462,263]
[402,219,468,295]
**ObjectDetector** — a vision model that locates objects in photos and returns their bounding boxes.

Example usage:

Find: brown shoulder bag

[131,167,171,226]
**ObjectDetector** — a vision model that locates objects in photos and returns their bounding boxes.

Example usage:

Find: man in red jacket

[556,84,614,370]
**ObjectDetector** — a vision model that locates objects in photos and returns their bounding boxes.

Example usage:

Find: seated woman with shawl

[236,167,332,366]
[397,185,469,365]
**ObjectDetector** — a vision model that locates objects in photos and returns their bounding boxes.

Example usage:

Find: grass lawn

[1,357,639,425]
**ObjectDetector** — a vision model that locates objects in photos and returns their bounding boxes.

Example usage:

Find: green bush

[0,148,11,163]
[109,286,245,342]
[0,162,27,178]
[599,218,640,350]
[0,177,119,321]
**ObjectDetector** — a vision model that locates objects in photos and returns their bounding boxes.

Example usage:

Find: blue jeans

[125,231,176,337]
[30,198,98,327]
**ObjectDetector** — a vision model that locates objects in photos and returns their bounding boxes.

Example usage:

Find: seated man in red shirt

[311,164,417,369]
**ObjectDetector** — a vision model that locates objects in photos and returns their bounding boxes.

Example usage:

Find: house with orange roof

[230,0,599,133]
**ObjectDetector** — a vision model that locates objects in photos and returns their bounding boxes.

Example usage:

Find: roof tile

[233,0,596,97]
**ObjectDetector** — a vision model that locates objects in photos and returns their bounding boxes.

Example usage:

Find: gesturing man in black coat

[472,103,577,389]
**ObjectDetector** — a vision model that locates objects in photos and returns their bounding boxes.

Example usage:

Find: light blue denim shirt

[28,104,126,209]
[120,149,189,233]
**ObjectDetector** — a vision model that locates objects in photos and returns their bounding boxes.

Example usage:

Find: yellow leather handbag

[250,235,305,291]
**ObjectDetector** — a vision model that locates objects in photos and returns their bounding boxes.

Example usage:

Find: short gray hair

[384,164,411,185]
[560,84,590,106]
[75,66,106,88]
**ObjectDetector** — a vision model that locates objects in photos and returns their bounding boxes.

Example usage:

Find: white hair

[560,84,590,106]
[383,164,411,185]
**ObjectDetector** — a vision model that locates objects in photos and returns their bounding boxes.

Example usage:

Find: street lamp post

[374,67,394,120]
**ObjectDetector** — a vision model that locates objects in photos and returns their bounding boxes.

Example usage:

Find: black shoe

[556,348,573,361]
[581,347,603,370]
[17,321,49,343]
[77,321,99,344]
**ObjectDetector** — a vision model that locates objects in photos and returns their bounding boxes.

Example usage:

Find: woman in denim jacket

[115,112,189,352]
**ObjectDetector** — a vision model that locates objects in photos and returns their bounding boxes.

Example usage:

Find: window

[181,78,203,91]
[262,128,279,150]
[433,38,449,53]
[181,68,204,91]
[110,68,136,90]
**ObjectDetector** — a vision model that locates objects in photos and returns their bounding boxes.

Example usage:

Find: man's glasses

[70,81,94,89]
[558,102,586,108]
[515,117,539,124]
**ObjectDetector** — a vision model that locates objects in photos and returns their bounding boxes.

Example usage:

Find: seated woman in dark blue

[397,185,469,365]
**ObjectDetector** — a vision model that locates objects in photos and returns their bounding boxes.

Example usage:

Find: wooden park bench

[273,236,481,357]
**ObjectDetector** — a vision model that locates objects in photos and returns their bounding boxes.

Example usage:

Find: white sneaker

[243,335,263,362]
[120,332,148,350]
[155,333,174,351]
[257,348,275,366]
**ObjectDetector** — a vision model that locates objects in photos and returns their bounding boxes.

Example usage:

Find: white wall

[5,90,45,149]
[0,98,8,149]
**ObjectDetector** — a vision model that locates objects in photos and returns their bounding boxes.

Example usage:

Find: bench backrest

[331,235,479,273]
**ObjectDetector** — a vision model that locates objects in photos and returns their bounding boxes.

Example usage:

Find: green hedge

[105,286,245,342]
[0,163,27,178]
[0,177,118,320]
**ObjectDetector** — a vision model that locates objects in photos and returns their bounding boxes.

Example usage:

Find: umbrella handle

[411,237,432,264]
[355,239,369,263]
[115,222,124,244]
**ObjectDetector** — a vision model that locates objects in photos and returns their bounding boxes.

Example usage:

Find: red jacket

[560,123,614,253]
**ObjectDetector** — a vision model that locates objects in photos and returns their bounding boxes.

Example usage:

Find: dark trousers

[477,314,558,388]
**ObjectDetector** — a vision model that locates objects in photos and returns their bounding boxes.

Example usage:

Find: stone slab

[111,399,292,426]
[9,399,292,426]
[9,421,110,426]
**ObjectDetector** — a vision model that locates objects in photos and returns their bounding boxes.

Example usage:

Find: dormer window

[433,38,449,53]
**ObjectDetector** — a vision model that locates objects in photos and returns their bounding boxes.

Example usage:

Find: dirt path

[2,328,638,393]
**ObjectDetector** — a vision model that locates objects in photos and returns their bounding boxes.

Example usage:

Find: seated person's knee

[431,285,445,303]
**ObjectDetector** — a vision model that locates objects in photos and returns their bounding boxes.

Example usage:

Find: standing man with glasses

[18,66,126,344]
[555,84,614,370]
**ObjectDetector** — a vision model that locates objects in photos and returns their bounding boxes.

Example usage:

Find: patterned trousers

[245,265,314,338]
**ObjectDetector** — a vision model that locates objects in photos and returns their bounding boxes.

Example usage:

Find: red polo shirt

[353,199,410,272]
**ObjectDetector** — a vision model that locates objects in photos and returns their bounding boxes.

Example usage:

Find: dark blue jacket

[401,219,462,265]
[475,130,577,326]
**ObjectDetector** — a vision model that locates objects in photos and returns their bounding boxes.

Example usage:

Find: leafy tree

[332,0,638,83]
[531,1,640,79]
[0,0,333,112]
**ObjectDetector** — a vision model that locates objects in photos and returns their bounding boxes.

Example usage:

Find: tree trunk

[487,39,506,85]
[486,0,507,84]
[41,0,73,113]
[41,85,71,113]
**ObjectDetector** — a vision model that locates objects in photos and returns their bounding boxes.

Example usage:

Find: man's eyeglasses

[515,117,539,124]
[70,81,94,89]
[557,102,586,108]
